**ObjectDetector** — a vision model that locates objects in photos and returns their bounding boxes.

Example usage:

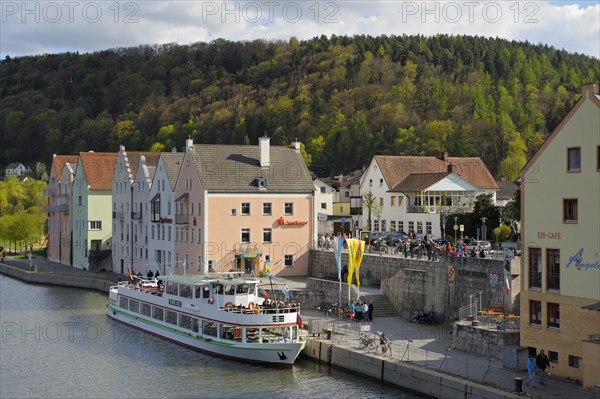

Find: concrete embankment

[0,262,116,293]
[301,337,521,399]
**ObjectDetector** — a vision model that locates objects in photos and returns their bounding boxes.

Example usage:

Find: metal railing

[406,205,473,214]
[458,299,479,321]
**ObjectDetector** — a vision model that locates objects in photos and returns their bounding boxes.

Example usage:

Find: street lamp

[481,217,487,241]
[454,216,458,245]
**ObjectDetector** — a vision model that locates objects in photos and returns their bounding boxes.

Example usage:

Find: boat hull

[106,305,304,366]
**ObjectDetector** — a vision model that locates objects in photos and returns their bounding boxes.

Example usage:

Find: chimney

[171,147,177,153]
[447,164,454,174]
[293,138,300,153]
[186,136,194,153]
[581,82,600,99]
[442,151,448,162]
[259,136,270,168]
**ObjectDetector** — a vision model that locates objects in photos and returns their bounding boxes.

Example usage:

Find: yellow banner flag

[346,238,365,286]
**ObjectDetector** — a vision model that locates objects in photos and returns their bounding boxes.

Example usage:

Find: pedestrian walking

[362,302,369,321]
[526,355,536,388]
[368,300,374,322]
[536,350,551,385]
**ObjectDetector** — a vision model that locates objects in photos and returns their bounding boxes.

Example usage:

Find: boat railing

[219,305,300,315]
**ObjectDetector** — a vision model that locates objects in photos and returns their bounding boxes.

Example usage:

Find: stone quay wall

[302,337,522,399]
[0,261,117,293]
[309,250,518,322]
[452,322,521,360]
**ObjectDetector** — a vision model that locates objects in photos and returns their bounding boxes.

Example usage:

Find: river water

[0,274,423,399]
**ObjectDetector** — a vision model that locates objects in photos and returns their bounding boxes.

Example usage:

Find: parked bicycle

[359,333,378,350]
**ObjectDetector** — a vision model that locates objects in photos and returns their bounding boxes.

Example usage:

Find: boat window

[152,306,164,321]
[179,284,192,299]
[221,324,241,341]
[215,284,223,295]
[165,310,177,325]
[179,314,192,330]
[166,281,178,295]
[140,303,151,317]
[246,327,260,343]
[119,297,129,309]
[262,326,289,343]
[191,318,199,333]
[202,320,218,337]
[203,286,210,298]
[129,300,140,313]
[225,285,235,295]
[236,284,250,294]
[248,284,256,294]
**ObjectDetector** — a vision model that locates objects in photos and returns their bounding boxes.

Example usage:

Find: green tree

[499,188,521,233]
[500,133,527,180]
[362,191,379,231]
[492,224,511,243]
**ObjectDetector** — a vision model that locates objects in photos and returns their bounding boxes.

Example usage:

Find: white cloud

[1,1,598,58]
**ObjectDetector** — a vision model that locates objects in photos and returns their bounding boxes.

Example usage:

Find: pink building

[45,154,78,265]
[173,137,315,276]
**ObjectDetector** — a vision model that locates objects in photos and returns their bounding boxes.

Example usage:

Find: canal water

[0,274,423,399]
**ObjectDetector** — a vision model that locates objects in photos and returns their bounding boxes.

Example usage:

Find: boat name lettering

[169,299,182,307]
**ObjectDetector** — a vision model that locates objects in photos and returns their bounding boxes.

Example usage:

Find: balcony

[113,211,125,221]
[407,205,473,214]
[175,214,189,224]
[131,211,142,220]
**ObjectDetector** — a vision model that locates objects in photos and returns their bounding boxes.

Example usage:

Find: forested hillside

[1,34,599,178]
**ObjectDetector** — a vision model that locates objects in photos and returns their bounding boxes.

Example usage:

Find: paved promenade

[291,278,598,399]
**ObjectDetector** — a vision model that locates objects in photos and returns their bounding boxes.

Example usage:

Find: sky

[0,1,599,59]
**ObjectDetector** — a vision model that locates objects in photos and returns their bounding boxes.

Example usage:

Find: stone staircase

[362,293,398,318]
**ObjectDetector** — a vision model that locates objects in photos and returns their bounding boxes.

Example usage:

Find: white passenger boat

[106,274,305,365]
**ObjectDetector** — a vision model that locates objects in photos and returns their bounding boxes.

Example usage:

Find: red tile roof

[374,155,498,190]
[78,152,118,190]
[52,155,79,178]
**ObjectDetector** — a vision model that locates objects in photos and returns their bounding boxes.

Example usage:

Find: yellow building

[520,83,600,388]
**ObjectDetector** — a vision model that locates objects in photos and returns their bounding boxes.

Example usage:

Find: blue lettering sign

[565,248,600,270]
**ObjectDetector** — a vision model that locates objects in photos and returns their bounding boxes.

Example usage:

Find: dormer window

[255,177,267,189]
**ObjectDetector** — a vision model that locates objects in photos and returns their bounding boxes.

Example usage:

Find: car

[466,240,492,252]
[501,241,521,255]
[385,232,409,246]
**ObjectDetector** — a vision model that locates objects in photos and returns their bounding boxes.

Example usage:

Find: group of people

[348,300,374,322]
[526,350,551,388]
[410,309,435,324]
[443,243,488,258]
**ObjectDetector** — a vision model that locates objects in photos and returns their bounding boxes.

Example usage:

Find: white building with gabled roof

[148,151,184,276]
[359,155,498,237]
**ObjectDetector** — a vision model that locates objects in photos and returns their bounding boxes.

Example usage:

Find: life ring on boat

[252,306,261,315]
[248,302,255,309]
[224,302,234,308]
